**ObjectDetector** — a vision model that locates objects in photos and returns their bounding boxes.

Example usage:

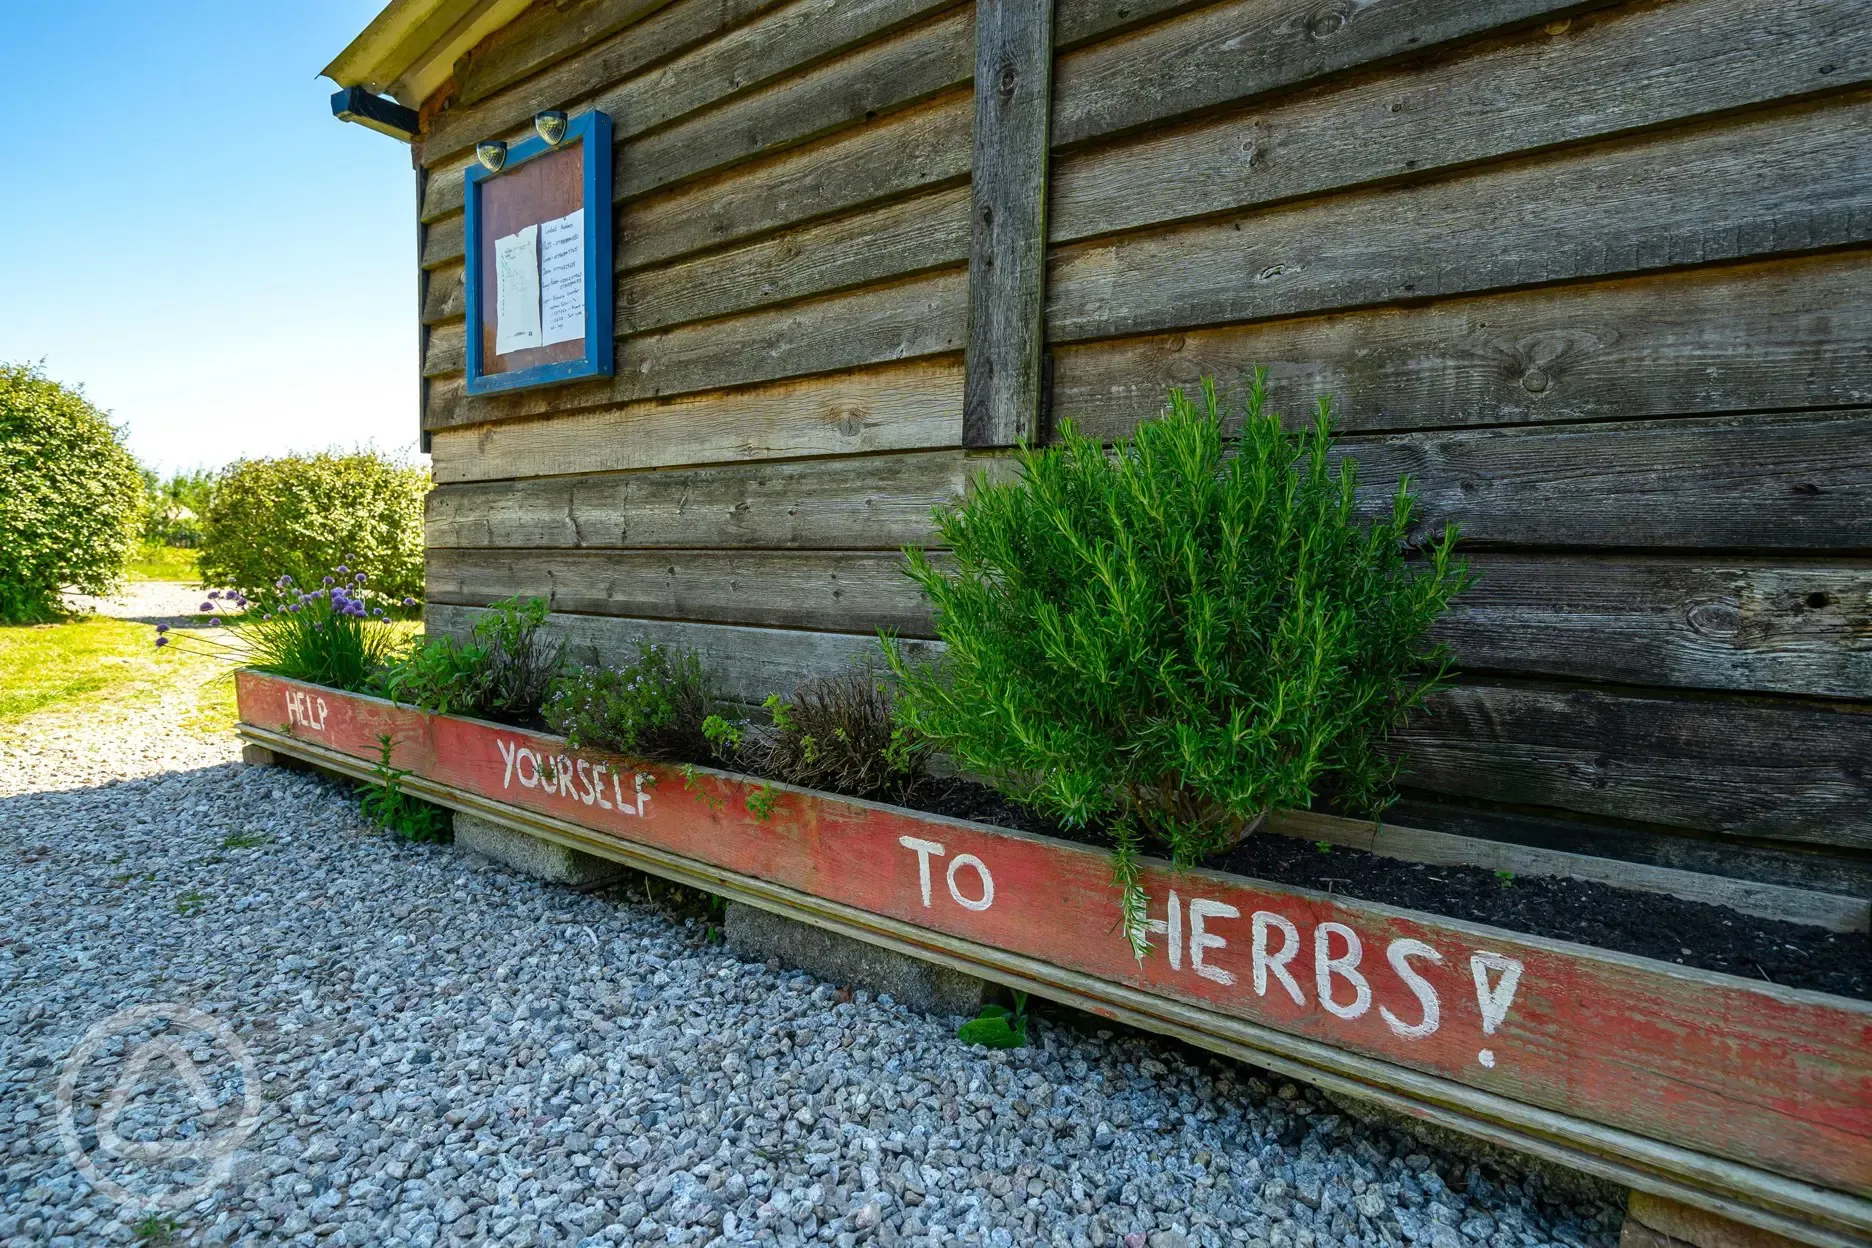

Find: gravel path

[0,687,1625,1248]
[61,580,213,629]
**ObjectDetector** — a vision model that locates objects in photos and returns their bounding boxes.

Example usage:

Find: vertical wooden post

[963,0,1056,449]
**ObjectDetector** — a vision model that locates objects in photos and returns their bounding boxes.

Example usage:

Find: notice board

[462,110,613,395]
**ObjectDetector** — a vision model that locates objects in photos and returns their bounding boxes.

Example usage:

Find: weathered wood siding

[412,0,1872,894]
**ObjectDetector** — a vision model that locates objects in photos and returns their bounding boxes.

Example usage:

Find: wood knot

[1520,368,1550,394]
[1684,599,1741,639]
[999,65,1018,96]
[1306,6,1348,38]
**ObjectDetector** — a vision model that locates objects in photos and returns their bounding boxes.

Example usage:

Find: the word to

[283,688,329,732]
[496,737,649,816]
[898,836,996,912]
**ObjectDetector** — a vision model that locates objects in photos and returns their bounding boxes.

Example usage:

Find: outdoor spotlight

[476,139,508,173]
[534,110,569,146]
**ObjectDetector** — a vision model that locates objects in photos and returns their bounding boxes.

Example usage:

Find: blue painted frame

[463,110,613,396]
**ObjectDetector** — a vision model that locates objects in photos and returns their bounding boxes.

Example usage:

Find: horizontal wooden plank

[619,184,971,334]
[620,90,973,272]
[1443,555,1872,700]
[425,267,968,429]
[1050,0,1587,149]
[1050,0,1868,245]
[1050,250,1872,439]
[1046,94,1872,343]
[1399,683,1872,851]
[426,604,937,701]
[425,0,789,182]
[421,213,462,271]
[1267,808,1870,934]
[425,547,938,634]
[422,262,466,326]
[427,359,964,483]
[425,2,971,222]
[1052,0,1210,48]
[425,449,990,549]
[237,671,1872,1207]
[1343,410,1872,551]
[452,0,679,107]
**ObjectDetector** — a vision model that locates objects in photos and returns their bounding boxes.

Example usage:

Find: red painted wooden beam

[236,672,1872,1198]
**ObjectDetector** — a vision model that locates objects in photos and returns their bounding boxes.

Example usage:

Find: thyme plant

[887,372,1470,954]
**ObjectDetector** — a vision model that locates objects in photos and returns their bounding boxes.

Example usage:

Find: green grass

[126,542,201,583]
[0,615,229,729]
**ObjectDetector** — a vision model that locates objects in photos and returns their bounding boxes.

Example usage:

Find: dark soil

[892,777,1871,1002]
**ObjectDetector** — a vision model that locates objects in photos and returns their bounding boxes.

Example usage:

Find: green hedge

[0,363,146,622]
[198,452,427,607]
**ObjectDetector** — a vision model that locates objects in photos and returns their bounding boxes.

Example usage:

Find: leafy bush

[156,564,405,692]
[750,669,926,802]
[140,467,215,547]
[543,640,718,760]
[198,451,426,608]
[0,363,146,622]
[887,372,1470,952]
[378,596,562,722]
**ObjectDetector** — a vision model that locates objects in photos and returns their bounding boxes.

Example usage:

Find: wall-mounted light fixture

[534,110,569,146]
[329,86,418,141]
[476,140,508,174]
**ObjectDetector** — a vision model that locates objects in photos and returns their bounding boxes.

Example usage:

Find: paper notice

[539,208,586,346]
[493,224,541,354]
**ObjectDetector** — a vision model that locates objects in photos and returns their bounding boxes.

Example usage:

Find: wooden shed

[325,0,1870,904]
[311,4,1872,1239]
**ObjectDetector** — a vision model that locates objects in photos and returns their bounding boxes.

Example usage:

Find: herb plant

[359,733,451,842]
[887,372,1471,954]
[376,596,561,721]
[153,562,408,692]
[750,669,926,802]
[543,640,718,760]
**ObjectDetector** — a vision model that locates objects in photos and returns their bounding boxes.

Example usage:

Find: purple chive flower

[155,636,170,648]
[263,613,274,621]
[322,576,335,586]
[335,565,349,575]
[199,601,214,612]
[155,624,169,634]
[287,603,302,613]
[346,552,357,563]
[354,572,367,584]
[208,617,222,627]
[206,589,220,600]
[373,608,386,618]
[402,597,417,607]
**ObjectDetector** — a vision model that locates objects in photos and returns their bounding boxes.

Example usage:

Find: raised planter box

[234,672,1872,1248]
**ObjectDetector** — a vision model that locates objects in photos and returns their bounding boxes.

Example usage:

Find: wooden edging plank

[1265,811,1870,935]
[230,673,1872,1227]
[962,0,1055,448]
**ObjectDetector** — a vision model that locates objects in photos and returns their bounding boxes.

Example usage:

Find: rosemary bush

[888,372,1470,952]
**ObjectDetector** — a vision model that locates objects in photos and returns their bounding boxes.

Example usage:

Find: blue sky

[0,3,418,474]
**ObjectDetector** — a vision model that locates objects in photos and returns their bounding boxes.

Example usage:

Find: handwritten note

[539,209,586,346]
[493,225,541,355]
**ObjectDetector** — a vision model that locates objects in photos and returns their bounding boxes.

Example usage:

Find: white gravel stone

[0,686,1625,1247]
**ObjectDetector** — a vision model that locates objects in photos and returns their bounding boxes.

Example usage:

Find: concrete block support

[1620,1193,1807,1248]
[725,900,988,1017]
[454,811,623,887]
